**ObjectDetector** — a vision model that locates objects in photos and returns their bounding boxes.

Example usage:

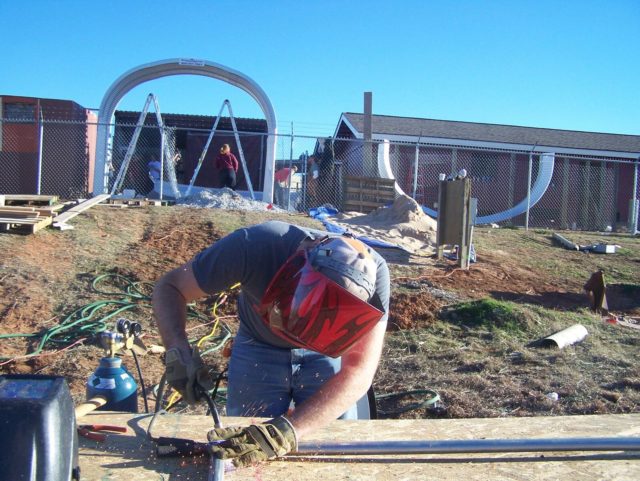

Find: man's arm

[287,319,387,438]
[152,260,208,359]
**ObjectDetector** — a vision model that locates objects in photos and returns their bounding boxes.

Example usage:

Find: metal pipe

[296,437,640,455]
[632,156,639,234]
[411,136,421,199]
[37,108,44,195]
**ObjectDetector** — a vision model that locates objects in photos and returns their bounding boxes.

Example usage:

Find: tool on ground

[0,374,80,481]
[86,318,143,413]
[150,386,226,480]
[78,423,128,442]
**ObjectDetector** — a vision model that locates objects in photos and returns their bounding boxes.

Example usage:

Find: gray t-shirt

[192,220,390,349]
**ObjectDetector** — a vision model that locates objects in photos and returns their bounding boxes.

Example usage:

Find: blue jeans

[226,332,357,419]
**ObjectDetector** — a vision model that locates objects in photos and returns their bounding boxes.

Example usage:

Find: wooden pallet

[343,176,396,213]
[0,194,60,206]
[0,214,53,234]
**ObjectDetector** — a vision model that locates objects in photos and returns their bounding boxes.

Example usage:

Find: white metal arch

[93,58,276,201]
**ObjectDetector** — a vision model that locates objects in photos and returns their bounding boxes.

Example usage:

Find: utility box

[436,177,473,269]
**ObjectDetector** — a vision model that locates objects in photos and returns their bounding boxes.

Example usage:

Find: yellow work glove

[164,346,214,405]
[207,416,297,467]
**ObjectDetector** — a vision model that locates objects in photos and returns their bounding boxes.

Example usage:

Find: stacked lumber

[0,195,64,234]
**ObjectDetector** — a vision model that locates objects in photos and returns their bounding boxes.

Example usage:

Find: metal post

[159,127,165,201]
[632,157,639,234]
[301,150,308,211]
[525,151,533,230]
[296,436,640,455]
[36,109,44,195]
[286,123,294,211]
[412,136,421,199]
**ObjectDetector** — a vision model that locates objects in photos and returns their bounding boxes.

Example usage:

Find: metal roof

[341,113,640,156]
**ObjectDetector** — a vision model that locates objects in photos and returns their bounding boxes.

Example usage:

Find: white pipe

[542,324,589,349]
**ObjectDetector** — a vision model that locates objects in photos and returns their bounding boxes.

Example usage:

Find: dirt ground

[1,201,639,422]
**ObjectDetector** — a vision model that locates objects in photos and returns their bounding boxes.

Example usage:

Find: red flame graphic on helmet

[260,251,383,357]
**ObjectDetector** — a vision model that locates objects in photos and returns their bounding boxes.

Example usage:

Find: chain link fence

[1,116,638,233]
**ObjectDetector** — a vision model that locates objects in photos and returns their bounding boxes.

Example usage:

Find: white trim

[94,58,277,201]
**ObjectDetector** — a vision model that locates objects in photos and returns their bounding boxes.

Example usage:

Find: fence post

[37,112,44,195]
[412,137,421,199]
[525,151,533,230]
[632,158,639,234]
[286,123,294,210]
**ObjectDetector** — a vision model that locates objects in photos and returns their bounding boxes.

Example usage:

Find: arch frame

[94,58,276,201]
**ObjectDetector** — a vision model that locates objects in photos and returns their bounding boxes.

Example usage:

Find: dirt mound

[335,195,437,255]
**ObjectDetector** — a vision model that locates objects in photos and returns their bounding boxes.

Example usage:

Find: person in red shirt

[215,144,239,190]
[274,165,298,206]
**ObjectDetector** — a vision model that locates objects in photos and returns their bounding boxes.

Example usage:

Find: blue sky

[0,0,638,157]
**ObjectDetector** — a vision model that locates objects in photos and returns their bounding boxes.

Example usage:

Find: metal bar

[36,109,43,195]
[411,136,421,199]
[286,123,294,210]
[296,437,640,455]
[632,157,639,234]
[525,152,533,230]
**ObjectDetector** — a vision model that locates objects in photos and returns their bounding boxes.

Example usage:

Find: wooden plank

[53,194,111,226]
[0,205,65,216]
[77,412,640,481]
[0,216,41,223]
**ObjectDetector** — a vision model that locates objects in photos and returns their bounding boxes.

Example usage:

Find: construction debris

[53,194,111,229]
[541,324,589,349]
[552,232,620,253]
[0,195,65,234]
[552,232,579,250]
[584,270,608,312]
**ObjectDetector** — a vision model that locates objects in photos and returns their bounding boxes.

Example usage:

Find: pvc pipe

[542,324,589,349]
[296,436,640,455]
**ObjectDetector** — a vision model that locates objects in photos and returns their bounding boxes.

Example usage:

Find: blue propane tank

[86,357,138,412]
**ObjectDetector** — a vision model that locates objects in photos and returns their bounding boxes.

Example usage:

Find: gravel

[176,188,286,212]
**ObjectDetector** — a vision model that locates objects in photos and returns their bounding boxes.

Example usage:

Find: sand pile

[334,194,437,255]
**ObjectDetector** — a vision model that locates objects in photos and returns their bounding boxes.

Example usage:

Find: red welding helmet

[259,236,383,357]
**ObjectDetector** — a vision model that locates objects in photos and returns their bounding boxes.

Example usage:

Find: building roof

[340,112,640,157]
